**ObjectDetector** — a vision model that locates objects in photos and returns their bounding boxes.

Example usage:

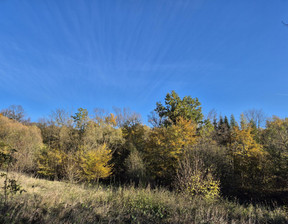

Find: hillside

[0,172,287,224]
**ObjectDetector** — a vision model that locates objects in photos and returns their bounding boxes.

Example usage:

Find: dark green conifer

[224,116,230,129]
[230,114,238,128]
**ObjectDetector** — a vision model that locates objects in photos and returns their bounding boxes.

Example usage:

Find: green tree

[72,108,89,132]
[240,113,248,130]
[224,116,230,130]
[153,91,203,127]
[213,116,231,146]
[230,114,238,128]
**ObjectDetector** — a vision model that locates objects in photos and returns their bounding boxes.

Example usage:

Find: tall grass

[0,173,287,223]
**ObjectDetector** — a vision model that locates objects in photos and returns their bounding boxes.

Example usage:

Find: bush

[175,150,220,201]
[37,147,67,180]
[0,116,43,173]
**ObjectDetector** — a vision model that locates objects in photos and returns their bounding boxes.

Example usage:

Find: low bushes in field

[0,173,287,224]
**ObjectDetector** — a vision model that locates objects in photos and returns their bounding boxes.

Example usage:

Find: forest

[1,91,288,223]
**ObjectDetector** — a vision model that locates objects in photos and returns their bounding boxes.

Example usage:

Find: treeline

[1,91,288,202]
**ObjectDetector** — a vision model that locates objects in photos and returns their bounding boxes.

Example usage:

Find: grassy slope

[0,173,287,224]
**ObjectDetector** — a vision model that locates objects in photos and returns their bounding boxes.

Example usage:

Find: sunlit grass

[0,172,287,223]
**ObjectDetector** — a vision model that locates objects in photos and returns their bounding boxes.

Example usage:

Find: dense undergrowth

[0,173,287,224]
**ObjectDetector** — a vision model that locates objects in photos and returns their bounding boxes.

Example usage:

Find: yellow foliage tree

[263,116,288,189]
[144,117,197,183]
[229,126,266,189]
[37,147,67,180]
[77,144,112,182]
[0,116,43,172]
[105,113,117,127]
[83,117,123,152]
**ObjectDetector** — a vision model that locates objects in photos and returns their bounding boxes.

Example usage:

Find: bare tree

[113,107,142,127]
[206,109,217,122]
[50,108,73,127]
[175,149,220,199]
[244,109,266,129]
[148,111,164,128]
[0,105,29,123]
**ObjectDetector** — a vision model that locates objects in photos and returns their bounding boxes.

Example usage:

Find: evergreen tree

[71,108,89,132]
[230,114,238,128]
[224,116,230,130]
[213,115,231,146]
[213,118,218,130]
[240,113,247,130]
[219,116,224,127]
[154,91,203,127]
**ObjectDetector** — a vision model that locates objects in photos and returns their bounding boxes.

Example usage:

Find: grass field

[0,172,287,224]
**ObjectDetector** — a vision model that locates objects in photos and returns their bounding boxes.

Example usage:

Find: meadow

[0,172,287,224]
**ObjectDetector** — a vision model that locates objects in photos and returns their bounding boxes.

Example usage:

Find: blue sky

[0,0,288,123]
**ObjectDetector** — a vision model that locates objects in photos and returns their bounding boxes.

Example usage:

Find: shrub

[37,147,67,180]
[0,116,43,173]
[175,150,220,201]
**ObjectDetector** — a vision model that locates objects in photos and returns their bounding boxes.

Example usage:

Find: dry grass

[0,172,287,223]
